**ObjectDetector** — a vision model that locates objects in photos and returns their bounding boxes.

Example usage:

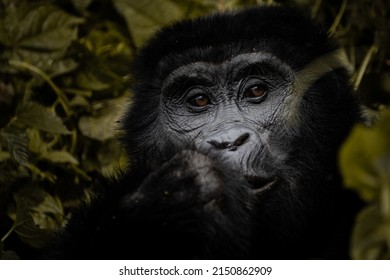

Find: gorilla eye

[188,94,210,108]
[244,85,267,99]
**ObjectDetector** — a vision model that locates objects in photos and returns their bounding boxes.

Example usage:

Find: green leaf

[16,187,64,229]
[69,96,91,109]
[112,0,185,47]
[76,71,111,91]
[339,108,390,201]
[0,2,83,75]
[350,205,390,259]
[80,21,133,58]
[8,194,54,249]
[78,97,127,141]
[75,21,133,95]
[15,102,71,135]
[65,89,93,98]
[27,128,47,155]
[0,127,29,164]
[41,150,79,165]
[45,58,79,79]
[340,109,390,259]
[24,163,57,183]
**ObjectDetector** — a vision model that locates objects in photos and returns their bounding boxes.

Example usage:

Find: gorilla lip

[245,176,278,194]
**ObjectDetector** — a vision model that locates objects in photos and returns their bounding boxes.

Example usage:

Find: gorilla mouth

[245,176,278,194]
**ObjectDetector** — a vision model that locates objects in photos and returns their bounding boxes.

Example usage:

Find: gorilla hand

[122,150,252,259]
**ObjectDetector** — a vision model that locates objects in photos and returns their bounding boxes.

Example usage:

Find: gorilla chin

[44,5,363,260]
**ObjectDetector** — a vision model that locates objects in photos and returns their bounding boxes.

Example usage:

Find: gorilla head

[124,6,358,175]
[48,6,362,260]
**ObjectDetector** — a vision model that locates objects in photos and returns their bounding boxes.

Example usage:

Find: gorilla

[47,5,363,259]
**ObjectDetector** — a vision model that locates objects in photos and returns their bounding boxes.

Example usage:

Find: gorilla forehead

[162,52,293,92]
[131,6,336,82]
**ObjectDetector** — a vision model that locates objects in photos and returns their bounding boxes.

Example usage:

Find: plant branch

[8,60,71,117]
[329,0,347,34]
[353,45,379,90]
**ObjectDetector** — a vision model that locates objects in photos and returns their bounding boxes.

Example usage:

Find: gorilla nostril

[233,133,250,147]
[207,140,233,150]
[228,146,237,151]
[207,132,250,151]
[207,140,224,149]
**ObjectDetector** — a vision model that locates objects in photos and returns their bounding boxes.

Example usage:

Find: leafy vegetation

[340,108,390,259]
[0,0,389,259]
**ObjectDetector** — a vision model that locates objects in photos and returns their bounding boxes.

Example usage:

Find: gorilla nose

[205,128,251,152]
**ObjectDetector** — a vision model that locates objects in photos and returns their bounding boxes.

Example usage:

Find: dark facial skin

[160,53,294,185]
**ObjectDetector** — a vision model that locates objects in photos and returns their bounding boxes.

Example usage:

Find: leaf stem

[353,45,379,90]
[8,60,71,117]
[0,209,30,242]
[1,226,15,242]
[70,129,78,154]
[311,0,322,18]
[329,0,347,34]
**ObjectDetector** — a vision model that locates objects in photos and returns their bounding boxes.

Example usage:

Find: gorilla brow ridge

[161,52,294,92]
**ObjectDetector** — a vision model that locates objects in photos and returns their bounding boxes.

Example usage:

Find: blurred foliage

[0,0,389,259]
[340,108,390,259]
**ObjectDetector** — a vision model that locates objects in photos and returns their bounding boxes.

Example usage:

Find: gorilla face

[127,46,356,198]
[123,7,358,184]
[160,53,293,183]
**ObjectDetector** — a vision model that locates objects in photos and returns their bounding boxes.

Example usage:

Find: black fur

[46,6,362,260]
